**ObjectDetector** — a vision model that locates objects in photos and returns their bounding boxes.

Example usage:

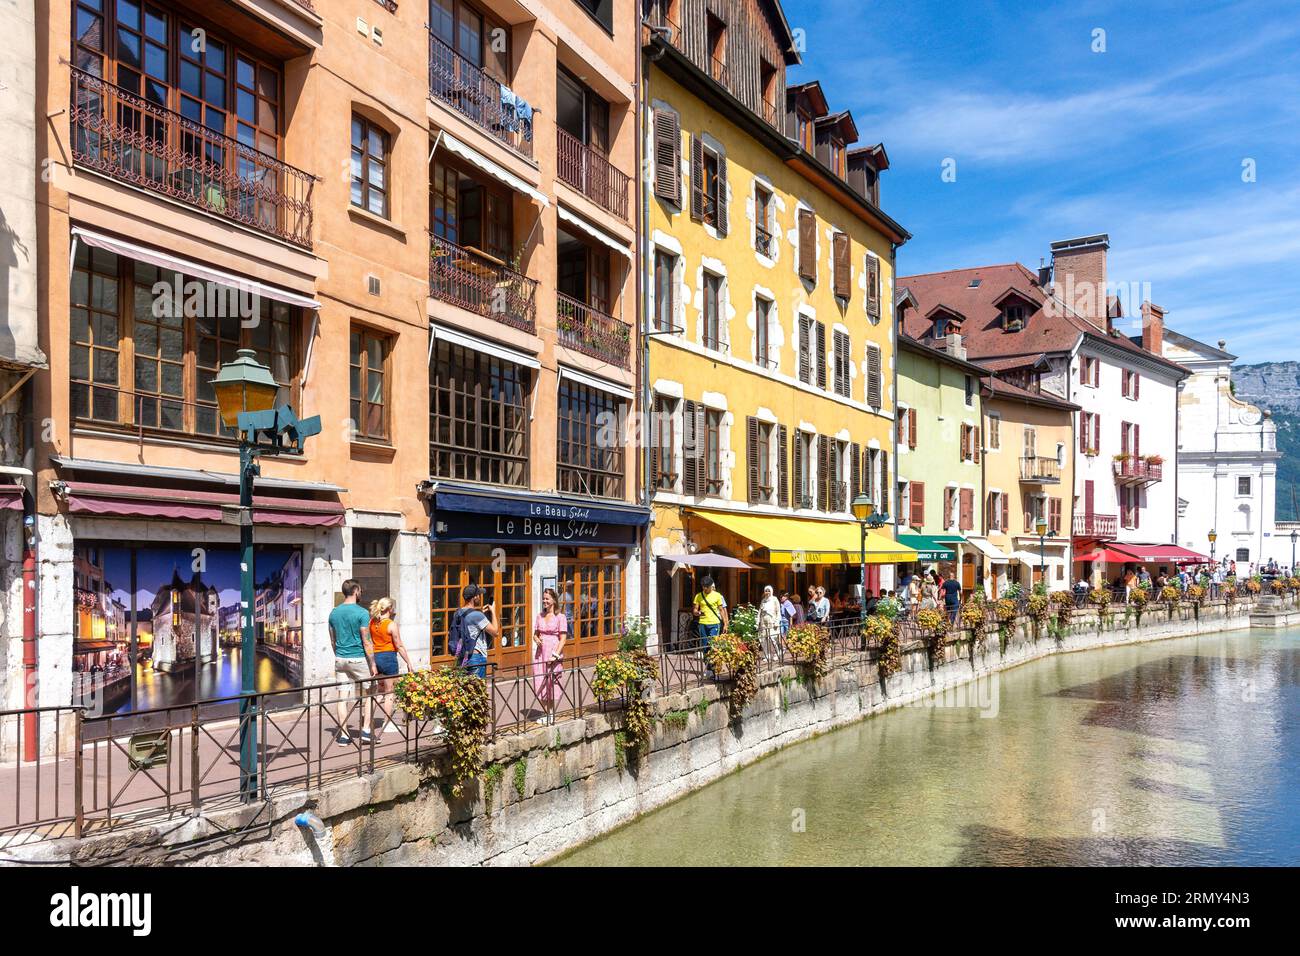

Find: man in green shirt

[328,579,374,746]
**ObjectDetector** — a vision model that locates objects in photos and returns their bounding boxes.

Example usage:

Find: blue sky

[786,0,1300,363]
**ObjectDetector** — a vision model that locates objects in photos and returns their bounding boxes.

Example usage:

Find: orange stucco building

[16,0,645,725]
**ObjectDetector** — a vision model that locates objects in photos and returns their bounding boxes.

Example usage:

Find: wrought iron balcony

[429,236,537,333]
[428,31,533,159]
[1020,455,1061,483]
[557,128,630,220]
[1073,513,1118,538]
[1113,457,1163,485]
[70,67,315,248]
[556,292,631,369]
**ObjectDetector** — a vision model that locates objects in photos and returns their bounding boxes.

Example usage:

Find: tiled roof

[897,262,1188,376]
[983,375,1080,412]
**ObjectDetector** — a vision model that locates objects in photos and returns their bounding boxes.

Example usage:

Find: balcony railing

[428,31,534,159]
[429,236,537,334]
[829,480,848,513]
[556,292,631,369]
[1020,455,1061,483]
[556,127,630,220]
[1073,513,1118,538]
[755,224,775,257]
[69,67,315,248]
[1113,457,1163,484]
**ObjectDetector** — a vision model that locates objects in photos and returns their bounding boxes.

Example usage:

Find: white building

[1163,330,1280,571]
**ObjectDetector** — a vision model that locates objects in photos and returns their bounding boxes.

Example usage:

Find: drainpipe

[21,373,38,761]
[637,31,650,623]
[889,242,900,590]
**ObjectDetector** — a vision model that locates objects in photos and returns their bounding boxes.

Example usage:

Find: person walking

[920,571,939,611]
[368,596,412,741]
[941,574,962,625]
[531,587,567,725]
[692,575,729,663]
[451,584,497,679]
[758,585,781,661]
[328,579,375,747]
[779,590,799,638]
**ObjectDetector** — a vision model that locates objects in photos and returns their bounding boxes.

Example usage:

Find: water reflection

[554,629,1300,866]
[128,646,296,713]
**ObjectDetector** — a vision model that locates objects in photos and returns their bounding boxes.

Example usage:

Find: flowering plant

[728,604,760,641]
[395,667,489,794]
[1130,587,1149,607]
[993,598,1018,622]
[785,623,829,677]
[707,632,760,718]
[960,596,990,651]
[915,608,947,634]
[874,596,903,621]
[1270,578,1288,594]
[1187,584,1207,607]
[1245,578,1262,594]
[592,649,657,753]
[1089,587,1112,607]
[1161,585,1181,605]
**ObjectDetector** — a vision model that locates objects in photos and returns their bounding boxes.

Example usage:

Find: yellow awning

[688,509,917,565]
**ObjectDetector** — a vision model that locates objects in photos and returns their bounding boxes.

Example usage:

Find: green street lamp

[211,348,324,803]
[852,494,876,634]
[1208,528,1217,565]
[1035,516,1056,590]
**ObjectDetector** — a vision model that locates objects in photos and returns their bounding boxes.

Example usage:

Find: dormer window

[1003,304,1027,331]
[830,137,845,177]
[924,305,965,341]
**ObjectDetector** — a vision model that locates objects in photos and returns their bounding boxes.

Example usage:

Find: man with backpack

[448,583,498,679]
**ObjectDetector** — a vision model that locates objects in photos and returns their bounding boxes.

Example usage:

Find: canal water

[555,627,1300,866]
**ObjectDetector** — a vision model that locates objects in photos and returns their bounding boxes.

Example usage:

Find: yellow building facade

[641,8,911,644]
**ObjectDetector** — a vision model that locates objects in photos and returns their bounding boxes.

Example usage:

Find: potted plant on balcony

[1112,452,1132,463]
[1144,454,1164,465]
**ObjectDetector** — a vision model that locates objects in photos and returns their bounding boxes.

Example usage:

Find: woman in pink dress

[532,587,568,725]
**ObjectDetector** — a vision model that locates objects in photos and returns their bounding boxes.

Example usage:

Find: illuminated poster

[72,543,303,716]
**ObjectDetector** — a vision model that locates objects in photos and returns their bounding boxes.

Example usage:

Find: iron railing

[556,291,631,369]
[428,31,534,159]
[556,127,630,219]
[429,235,537,333]
[1113,457,1163,483]
[755,224,775,257]
[3,592,1268,844]
[1073,512,1118,538]
[69,67,315,248]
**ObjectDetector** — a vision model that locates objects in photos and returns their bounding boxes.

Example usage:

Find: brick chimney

[1050,234,1109,326]
[1140,301,1165,355]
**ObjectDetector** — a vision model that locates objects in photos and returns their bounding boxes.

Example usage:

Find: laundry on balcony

[498,85,534,141]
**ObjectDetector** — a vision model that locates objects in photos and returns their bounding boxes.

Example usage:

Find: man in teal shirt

[328,579,374,745]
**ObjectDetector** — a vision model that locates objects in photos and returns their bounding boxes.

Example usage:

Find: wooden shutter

[1134,488,1140,528]
[851,441,862,496]
[1049,497,1062,535]
[793,431,805,507]
[816,322,827,389]
[908,407,917,449]
[652,109,681,205]
[714,153,728,237]
[798,209,816,280]
[817,435,831,511]
[866,255,880,319]
[682,399,700,496]
[863,447,874,501]
[960,488,974,531]
[1094,413,1100,453]
[1134,423,1140,458]
[649,441,660,492]
[690,135,705,222]
[832,232,850,298]
[880,449,889,509]
[1134,373,1140,399]
[1024,499,1033,532]
[777,425,789,508]
[1001,493,1009,532]
[746,416,760,504]
[867,346,882,408]
[960,425,969,462]
[797,315,812,383]
[910,481,925,527]
[1079,412,1088,453]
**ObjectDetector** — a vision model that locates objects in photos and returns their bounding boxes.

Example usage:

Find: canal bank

[8,596,1269,866]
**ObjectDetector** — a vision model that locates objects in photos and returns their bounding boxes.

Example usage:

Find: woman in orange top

[369,597,413,739]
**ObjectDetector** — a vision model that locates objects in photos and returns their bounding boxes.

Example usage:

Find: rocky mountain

[1233,361,1300,416]
[1234,362,1300,520]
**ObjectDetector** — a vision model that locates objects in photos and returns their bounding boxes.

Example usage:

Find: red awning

[1075,547,1137,564]
[0,482,23,511]
[1111,543,1211,565]
[60,481,344,527]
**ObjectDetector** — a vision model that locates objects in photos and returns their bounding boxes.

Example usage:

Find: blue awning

[426,482,650,546]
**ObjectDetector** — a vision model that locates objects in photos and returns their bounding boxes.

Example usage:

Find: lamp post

[852,494,875,633]
[1208,528,1217,565]
[210,349,288,802]
[1035,516,1056,590]
[1291,530,1297,574]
